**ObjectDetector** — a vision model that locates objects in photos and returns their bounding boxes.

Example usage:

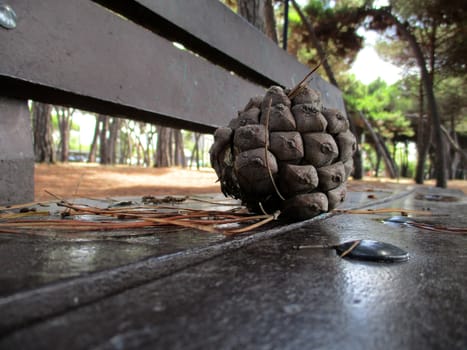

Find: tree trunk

[291,0,363,179]
[168,129,174,165]
[352,129,364,179]
[237,0,278,43]
[136,142,142,166]
[375,151,381,177]
[125,128,133,165]
[107,117,121,165]
[441,125,467,164]
[120,120,135,165]
[173,129,186,167]
[413,43,446,187]
[366,8,447,187]
[55,106,73,163]
[191,133,201,170]
[415,80,427,184]
[119,122,132,165]
[290,0,338,86]
[360,112,397,178]
[400,140,409,178]
[99,115,110,164]
[88,115,102,163]
[378,133,398,178]
[32,102,55,163]
[155,126,171,167]
[415,123,432,183]
[450,138,459,179]
[144,124,157,167]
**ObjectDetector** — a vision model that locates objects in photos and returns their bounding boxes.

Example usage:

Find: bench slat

[93,0,346,113]
[0,0,265,132]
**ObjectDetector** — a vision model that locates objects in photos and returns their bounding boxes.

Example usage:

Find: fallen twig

[0,195,281,237]
[339,240,361,258]
[333,208,434,216]
[287,57,326,100]
[408,222,467,234]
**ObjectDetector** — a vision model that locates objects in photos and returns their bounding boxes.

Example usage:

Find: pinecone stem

[287,56,326,99]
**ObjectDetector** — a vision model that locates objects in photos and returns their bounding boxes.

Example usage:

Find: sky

[294,0,402,85]
[349,30,403,85]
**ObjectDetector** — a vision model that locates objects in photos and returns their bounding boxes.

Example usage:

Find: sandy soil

[34,163,221,201]
[34,163,466,201]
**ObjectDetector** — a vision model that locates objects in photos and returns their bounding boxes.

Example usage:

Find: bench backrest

[0,0,345,133]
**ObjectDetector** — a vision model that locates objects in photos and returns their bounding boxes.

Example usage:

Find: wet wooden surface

[0,187,465,349]
[0,190,400,297]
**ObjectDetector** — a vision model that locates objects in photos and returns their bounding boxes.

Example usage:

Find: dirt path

[34,163,221,201]
[34,163,466,201]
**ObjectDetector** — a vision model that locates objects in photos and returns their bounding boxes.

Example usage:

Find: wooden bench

[0,0,345,205]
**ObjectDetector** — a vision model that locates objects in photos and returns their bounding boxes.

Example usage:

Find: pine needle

[287,56,327,100]
[44,189,64,201]
[0,211,50,220]
[224,211,280,235]
[339,240,361,258]
[264,98,286,201]
[408,222,467,234]
[0,197,281,237]
[333,208,433,216]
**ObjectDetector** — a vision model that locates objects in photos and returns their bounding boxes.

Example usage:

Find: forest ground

[34,163,466,201]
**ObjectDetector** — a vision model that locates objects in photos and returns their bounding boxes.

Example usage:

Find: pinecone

[210,85,356,221]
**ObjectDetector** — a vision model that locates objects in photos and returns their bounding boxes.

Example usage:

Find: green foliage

[435,77,467,134]
[288,6,301,24]
[288,0,366,72]
[49,107,80,132]
[375,38,416,69]
[391,76,418,113]
[341,74,413,138]
[371,0,466,77]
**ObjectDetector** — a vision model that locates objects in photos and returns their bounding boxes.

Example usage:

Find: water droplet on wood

[383,216,415,224]
[335,239,409,262]
[0,4,17,29]
[415,193,459,202]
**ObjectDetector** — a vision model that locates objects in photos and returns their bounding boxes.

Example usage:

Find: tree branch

[363,6,447,187]
[290,0,338,87]
[440,126,467,163]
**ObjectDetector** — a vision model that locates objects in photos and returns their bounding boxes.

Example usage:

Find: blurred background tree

[285,0,466,184]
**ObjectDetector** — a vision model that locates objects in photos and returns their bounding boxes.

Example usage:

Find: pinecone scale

[210,85,356,221]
